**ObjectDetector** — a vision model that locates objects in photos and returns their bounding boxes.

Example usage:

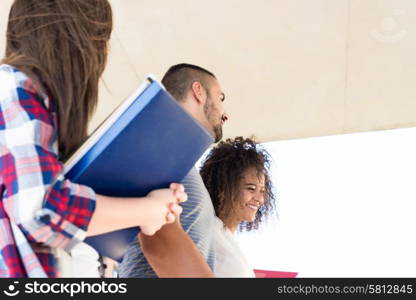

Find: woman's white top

[213,217,256,277]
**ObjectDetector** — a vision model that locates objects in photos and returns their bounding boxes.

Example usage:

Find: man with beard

[119,64,229,277]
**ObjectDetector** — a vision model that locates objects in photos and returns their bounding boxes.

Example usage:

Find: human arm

[139,218,214,278]
[0,70,95,251]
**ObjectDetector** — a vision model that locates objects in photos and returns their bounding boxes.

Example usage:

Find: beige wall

[1,0,416,142]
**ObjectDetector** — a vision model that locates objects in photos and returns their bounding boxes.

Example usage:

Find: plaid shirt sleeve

[0,65,96,254]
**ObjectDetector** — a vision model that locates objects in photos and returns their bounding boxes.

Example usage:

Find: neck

[223,219,239,233]
[178,98,202,122]
[179,97,211,134]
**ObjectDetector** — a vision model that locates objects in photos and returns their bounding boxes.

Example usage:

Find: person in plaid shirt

[0,0,186,278]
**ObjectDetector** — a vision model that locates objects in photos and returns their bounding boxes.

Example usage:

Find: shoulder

[0,64,36,93]
[181,168,211,202]
[180,167,214,211]
[181,167,204,186]
[0,64,53,124]
[179,167,216,233]
[0,64,50,108]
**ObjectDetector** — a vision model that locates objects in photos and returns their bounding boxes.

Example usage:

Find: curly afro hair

[200,136,276,231]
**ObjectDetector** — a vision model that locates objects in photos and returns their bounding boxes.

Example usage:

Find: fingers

[170,182,185,193]
[141,204,180,235]
[166,212,175,224]
[169,183,187,203]
[174,190,187,203]
[169,202,183,216]
[140,185,186,236]
[165,201,182,226]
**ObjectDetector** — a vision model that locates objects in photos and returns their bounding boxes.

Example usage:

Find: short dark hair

[200,137,276,232]
[162,63,216,101]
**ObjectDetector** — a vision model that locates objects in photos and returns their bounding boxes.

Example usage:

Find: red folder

[254,269,298,278]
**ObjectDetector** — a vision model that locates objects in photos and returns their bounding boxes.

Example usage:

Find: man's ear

[190,81,207,106]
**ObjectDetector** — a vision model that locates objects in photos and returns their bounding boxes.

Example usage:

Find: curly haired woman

[200,137,276,277]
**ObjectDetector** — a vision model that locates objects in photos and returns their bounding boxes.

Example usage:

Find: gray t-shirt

[118,167,216,277]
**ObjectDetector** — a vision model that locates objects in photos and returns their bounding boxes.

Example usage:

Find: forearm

[87,194,146,236]
[87,186,185,237]
[139,220,214,278]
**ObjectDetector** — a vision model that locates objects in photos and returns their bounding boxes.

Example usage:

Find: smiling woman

[200,137,276,277]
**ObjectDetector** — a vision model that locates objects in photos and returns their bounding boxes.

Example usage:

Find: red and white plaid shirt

[0,64,96,277]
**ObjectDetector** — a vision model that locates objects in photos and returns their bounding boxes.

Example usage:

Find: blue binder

[64,77,214,262]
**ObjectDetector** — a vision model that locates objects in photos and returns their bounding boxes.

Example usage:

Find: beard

[204,100,223,143]
[212,123,223,143]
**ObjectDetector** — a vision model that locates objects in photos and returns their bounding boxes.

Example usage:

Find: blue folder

[64,77,214,262]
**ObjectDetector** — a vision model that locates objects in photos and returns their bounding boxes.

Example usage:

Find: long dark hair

[200,137,276,231]
[2,0,113,159]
